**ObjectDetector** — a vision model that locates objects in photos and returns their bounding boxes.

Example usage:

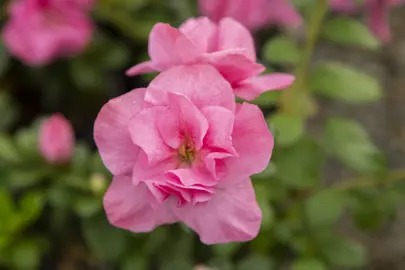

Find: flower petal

[201,106,235,153]
[234,73,295,101]
[128,107,173,165]
[224,103,274,180]
[146,64,235,111]
[149,23,202,69]
[202,50,264,85]
[94,89,146,175]
[217,18,256,61]
[104,175,177,232]
[157,93,209,150]
[179,17,217,52]
[175,177,261,244]
[126,61,158,76]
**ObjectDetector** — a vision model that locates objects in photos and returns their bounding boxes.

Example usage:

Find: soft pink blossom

[198,0,302,30]
[330,0,403,42]
[2,0,94,66]
[95,65,274,244]
[126,17,295,101]
[39,113,74,164]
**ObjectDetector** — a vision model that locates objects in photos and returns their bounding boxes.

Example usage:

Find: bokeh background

[1,0,405,269]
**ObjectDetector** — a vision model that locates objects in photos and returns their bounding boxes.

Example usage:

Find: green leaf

[321,17,380,49]
[321,237,367,268]
[19,191,44,224]
[291,258,326,270]
[305,190,347,227]
[6,170,46,189]
[73,196,101,218]
[82,215,127,261]
[269,114,305,146]
[10,240,41,270]
[324,118,384,173]
[263,36,300,65]
[209,258,233,270]
[0,93,18,131]
[161,260,193,270]
[15,127,40,157]
[309,62,382,102]
[252,91,282,107]
[0,43,10,76]
[274,137,324,188]
[255,183,275,230]
[213,242,241,258]
[121,255,148,270]
[0,134,20,163]
[237,255,274,270]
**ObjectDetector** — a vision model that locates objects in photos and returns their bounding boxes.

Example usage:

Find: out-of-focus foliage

[0,0,404,270]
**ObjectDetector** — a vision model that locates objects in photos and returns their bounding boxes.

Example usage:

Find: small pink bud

[39,113,74,164]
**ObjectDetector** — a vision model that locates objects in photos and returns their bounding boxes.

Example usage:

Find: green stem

[280,0,328,116]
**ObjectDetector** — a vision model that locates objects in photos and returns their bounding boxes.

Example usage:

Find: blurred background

[1,0,405,269]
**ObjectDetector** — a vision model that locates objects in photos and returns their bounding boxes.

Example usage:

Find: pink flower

[330,0,402,42]
[39,113,74,164]
[94,65,274,244]
[126,17,295,101]
[198,0,302,30]
[2,0,94,66]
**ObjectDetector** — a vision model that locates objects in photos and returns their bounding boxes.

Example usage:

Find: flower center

[178,142,195,163]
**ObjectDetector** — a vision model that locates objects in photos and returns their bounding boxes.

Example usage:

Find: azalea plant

[0,0,404,270]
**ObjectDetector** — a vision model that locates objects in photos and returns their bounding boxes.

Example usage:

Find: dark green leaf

[269,114,305,146]
[213,242,241,258]
[19,191,44,224]
[0,134,20,163]
[310,62,382,102]
[324,118,384,173]
[10,240,41,270]
[237,255,274,270]
[73,196,101,218]
[82,214,127,261]
[292,258,326,270]
[263,36,300,65]
[305,190,347,227]
[321,17,380,49]
[0,93,18,131]
[321,237,367,268]
[122,255,148,270]
[0,43,10,76]
[274,137,324,188]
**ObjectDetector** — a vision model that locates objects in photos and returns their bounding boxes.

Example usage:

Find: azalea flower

[330,0,402,42]
[39,113,74,164]
[198,0,302,30]
[126,17,295,101]
[94,65,274,244]
[2,0,95,65]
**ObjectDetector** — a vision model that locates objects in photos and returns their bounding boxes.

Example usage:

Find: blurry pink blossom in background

[126,17,295,101]
[39,113,74,164]
[95,65,274,244]
[198,0,302,30]
[330,0,403,42]
[2,0,95,66]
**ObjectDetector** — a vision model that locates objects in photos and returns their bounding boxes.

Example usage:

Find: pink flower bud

[39,113,74,164]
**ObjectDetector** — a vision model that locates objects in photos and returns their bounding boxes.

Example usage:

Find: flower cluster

[94,17,293,244]
[2,0,95,65]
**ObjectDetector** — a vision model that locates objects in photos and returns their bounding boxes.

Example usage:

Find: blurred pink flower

[95,65,274,244]
[39,113,74,164]
[2,0,95,66]
[330,0,403,42]
[126,17,295,101]
[198,0,302,30]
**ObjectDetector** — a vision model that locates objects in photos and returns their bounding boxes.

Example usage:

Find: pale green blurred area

[1,0,405,270]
